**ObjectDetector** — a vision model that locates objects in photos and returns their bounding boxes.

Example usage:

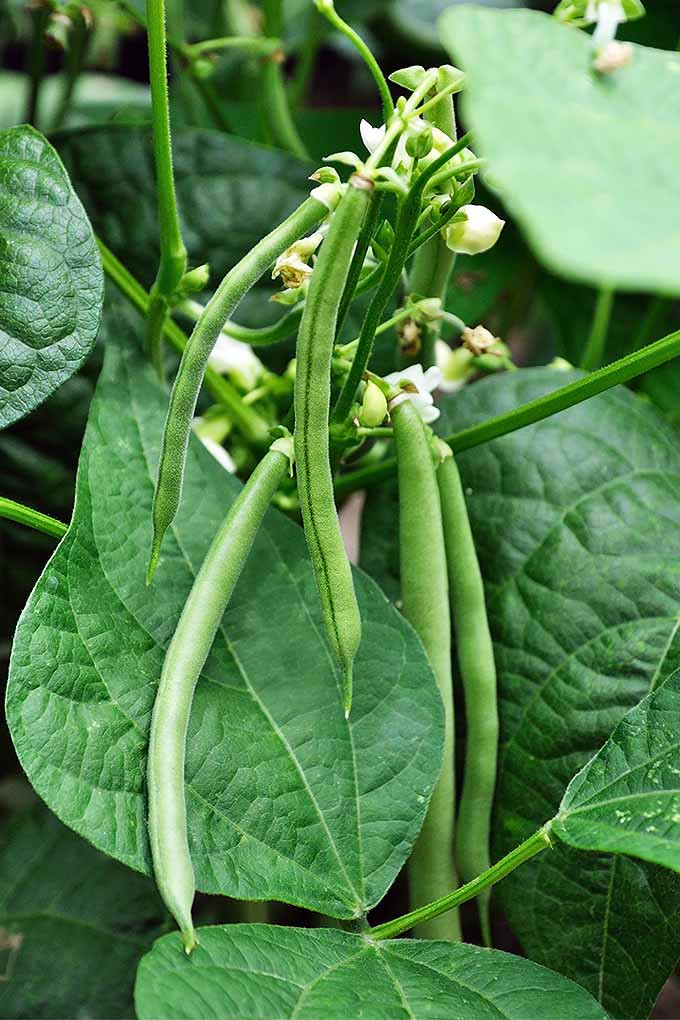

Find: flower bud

[358,381,388,428]
[436,341,474,393]
[191,56,217,80]
[443,205,505,255]
[406,126,434,160]
[179,263,210,293]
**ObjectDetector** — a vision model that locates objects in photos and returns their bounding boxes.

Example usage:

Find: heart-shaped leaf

[439,7,680,294]
[6,308,443,920]
[554,669,680,866]
[134,923,607,1020]
[0,126,103,428]
[57,125,313,290]
[0,803,163,1020]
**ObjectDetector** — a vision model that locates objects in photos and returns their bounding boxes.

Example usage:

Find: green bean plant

[3,0,680,1017]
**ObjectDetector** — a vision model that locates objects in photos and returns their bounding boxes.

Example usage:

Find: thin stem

[0,498,67,540]
[26,5,49,127]
[368,826,552,941]
[97,240,269,443]
[51,10,91,132]
[580,286,614,371]
[289,6,323,106]
[260,0,308,158]
[334,325,680,497]
[408,196,466,258]
[182,35,280,58]
[146,0,188,374]
[189,74,233,132]
[335,194,384,341]
[314,0,393,122]
[628,295,672,356]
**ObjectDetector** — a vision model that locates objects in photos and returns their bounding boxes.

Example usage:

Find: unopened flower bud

[179,263,210,293]
[191,56,217,80]
[406,127,434,160]
[358,380,388,428]
[436,341,474,393]
[443,205,505,255]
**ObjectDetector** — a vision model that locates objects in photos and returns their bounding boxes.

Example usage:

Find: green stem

[259,0,308,158]
[182,35,279,58]
[438,450,498,947]
[0,498,67,540]
[146,0,188,373]
[407,88,457,369]
[335,194,384,341]
[314,0,393,122]
[51,10,91,132]
[97,239,270,443]
[334,325,680,497]
[408,194,467,258]
[289,6,323,106]
[368,826,552,941]
[392,398,459,940]
[189,74,233,132]
[580,286,614,371]
[26,5,49,127]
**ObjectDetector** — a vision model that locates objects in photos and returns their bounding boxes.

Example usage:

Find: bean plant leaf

[134,923,607,1020]
[439,7,680,294]
[0,125,103,428]
[57,125,313,289]
[360,368,680,1018]
[0,804,164,1019]
[6,312,443,920]
[554,669,680,864]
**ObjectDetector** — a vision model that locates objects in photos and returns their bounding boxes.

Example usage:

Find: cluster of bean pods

[144,60,499,953]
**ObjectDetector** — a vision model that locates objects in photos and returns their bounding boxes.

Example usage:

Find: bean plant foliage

[3,2,680,1019]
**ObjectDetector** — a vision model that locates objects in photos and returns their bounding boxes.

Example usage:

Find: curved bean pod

[147,443,291,952]
[148,195,327,583]
[294,178,371,714]
[391,396,460,940]
[437,447,498,946]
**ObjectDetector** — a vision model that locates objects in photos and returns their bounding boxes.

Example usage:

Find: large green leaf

[134,923,607,1020]
[0,804,163,1019]
[57,125,313,289]
[554,669,680,865]
[360,369,680,1017]
[6,311,443,920]
[440,7,680,294]
[0,126,103,428]
[388,0,523,52]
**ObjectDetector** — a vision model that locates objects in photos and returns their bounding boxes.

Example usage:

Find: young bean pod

[294,178,371,714]
[437,445,498,946]
[391,395,460,940]
[147,441,292,952]
[148,195,327,583]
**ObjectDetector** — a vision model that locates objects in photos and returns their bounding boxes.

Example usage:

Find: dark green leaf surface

[360,368,680,1017]
[555,670,680,865]
[0,804,163,1019]
[6,316,443,920]
[57,125,313,289]
[134,923,607,1020]
[0,126,103,428]
[440,7,680,294]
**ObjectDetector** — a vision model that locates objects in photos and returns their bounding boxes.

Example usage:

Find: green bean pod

[437,447,498,946]
[148,195,327,583]
[294,178,371,714]
[391,396,460,941]
[147,443,291,952]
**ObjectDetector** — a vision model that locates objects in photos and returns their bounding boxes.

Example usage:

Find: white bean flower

[192,417,236,473]
[384,363,442,423]
[208,334,263,391]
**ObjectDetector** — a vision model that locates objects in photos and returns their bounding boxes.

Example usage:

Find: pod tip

[146,535,162,586]
[181,927,199,955]
[343,666,353,718]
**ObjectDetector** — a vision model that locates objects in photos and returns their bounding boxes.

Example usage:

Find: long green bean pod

[148,195,327,582]
[437,446,498,946]
[391,396,460,940]
[148,441,291,953]
[294,178,371,714]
